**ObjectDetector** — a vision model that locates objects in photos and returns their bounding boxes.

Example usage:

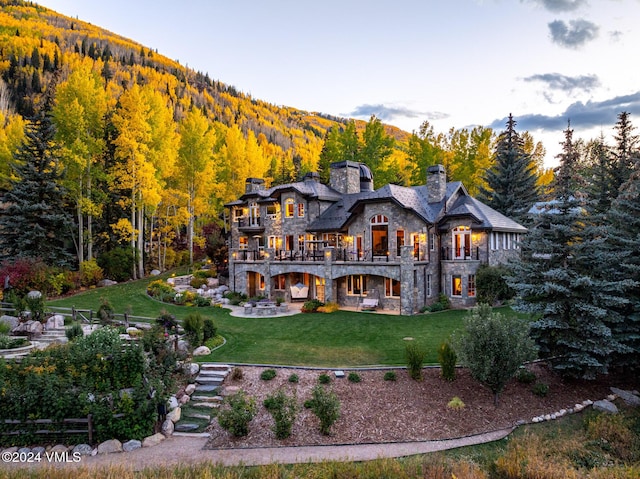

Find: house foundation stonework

[226,162,526,315]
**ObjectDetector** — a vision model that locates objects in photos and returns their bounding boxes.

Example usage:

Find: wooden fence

[1,415,93,444]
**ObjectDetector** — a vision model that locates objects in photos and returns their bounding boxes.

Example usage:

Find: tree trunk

[137,205,144,279]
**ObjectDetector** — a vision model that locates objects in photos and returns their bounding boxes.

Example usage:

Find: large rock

[122,440,142,452]
[27,290,42,299]
[49,444,68,453]
[161,418,174,437]
[72,444,93,456]
[97,279,118,287]
[610,387,640,407]
[593,399,618,414]
[0,315,19,330]
[193,345,211,356]
[97,439,122,454]
[185,384,197,395]
[149,269,161,276]
[167,396,179,410]
[12,320,42,337]
[45,314,65,329]
[142,433,165,448]
[167,406,181,423]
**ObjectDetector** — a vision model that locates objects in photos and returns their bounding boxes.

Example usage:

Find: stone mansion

[225,161,526,314]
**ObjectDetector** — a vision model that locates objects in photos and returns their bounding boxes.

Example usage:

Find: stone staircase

[34,327,68,349]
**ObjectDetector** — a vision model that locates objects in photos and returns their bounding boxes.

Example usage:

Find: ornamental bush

[183,312,204,346]
[438,341,457,381]
[405,342,427,381]
[263,389,298,439]
[308,385,340,435]
[217,391,256,437]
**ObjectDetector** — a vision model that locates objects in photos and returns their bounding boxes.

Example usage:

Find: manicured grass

[48,276,518,367]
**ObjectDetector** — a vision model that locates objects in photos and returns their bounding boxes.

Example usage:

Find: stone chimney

[426,165,446,203]
[245,178,265,194]
[329,161,361,194]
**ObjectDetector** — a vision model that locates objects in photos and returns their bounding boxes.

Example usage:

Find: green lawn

[49,276,516,367]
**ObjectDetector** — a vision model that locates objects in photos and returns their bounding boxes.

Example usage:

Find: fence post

[72,306,76,322]
[124,313,129,328]
[87,414,93,444]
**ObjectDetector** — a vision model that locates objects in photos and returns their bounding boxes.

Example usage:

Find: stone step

[195,384,219,393]
[199,363,232,372]
[197,370,228,378]
[43,329,67,336]
[190,395,223,403]
[191,402,220,409]
[186,413,211,421]
[195,376,224,386]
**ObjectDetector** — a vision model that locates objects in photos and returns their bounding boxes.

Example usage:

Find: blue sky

[35,0,640,166]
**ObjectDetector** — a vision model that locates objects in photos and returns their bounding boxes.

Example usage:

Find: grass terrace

[47,274,523,367]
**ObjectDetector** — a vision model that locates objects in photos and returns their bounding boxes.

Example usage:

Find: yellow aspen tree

[177,107,217,265]
[111,83,155,279]
[53,61,107,264]
[0,111,26,192]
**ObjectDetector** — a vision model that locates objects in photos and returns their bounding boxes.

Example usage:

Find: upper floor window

[297,202,305,217]
[452,226,471,259]
[239,236,248,250]
[371,215,389,256]
[285,198,295,218]
[266,204,278,217]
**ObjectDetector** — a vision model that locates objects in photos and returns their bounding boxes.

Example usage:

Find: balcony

[441,246,480,261]
[237,217,265,233]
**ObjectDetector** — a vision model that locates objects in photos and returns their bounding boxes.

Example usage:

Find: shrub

[183,313,204,346]
[318,373,331,384]
[260,369,277,381]
[0,257,50,296]
[425,293,451,313]
[217,391,256,437]
[347,372,361,383]
[224,291,247,306]
[79,259,104,287]
[24,292,45,322]
[65,323,84,341]
[0,335,27,349]
[405,342,427,381]
[147,280,176,302]
[202,318,217,342]
[288,373,299,383]
[476,264,515,305]
[302,299,324,313]
[263,389,298,439]
[156,311,178,332]
[317,302,339,313]
[516,367,537,384]
[96,247,135,282]
[190,276,208,289]
[447,396,466,410]
[384,371,397,381]
[231,367,243,380]
[0,322,9,335]
[274,297,285,306]
[586,412,638,462]
[308,385,340,435]
[97,297,115,325]
[193,295,211,307]
[532,382,549,397]
[452,304,537,406]
[438,341,457,381]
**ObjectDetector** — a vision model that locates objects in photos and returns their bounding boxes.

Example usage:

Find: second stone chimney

[426,165,446,203]
[329,161,361,194]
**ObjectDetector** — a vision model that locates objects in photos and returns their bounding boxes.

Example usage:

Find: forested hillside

[0,0,553,283]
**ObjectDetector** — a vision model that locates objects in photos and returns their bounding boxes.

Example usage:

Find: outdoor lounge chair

[359,290,379,311]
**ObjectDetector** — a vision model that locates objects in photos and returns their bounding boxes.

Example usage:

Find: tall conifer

[0,105,73,267]
[509,123,626,379]
[479,114,539,222]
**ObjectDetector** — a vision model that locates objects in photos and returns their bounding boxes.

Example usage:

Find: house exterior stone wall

[226,161,526,314]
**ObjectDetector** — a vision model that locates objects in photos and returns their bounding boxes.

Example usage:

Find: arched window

[371,215,389,256]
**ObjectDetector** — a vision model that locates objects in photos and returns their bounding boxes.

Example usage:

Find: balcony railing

[440,246,480,261]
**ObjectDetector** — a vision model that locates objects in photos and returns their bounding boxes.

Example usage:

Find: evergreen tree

[584,134,615,217]
[611,111,639,195]
[603,164,640,372]
[509,123,626,379]
[479,114,539,222]
[0,106,74,267]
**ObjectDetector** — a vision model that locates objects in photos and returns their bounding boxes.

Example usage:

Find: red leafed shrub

[0,257,51,296]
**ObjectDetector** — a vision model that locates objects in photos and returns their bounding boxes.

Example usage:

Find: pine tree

[0,106,74,267]
[509,123,626,379]
[611,111,639,195]
[479,114,539,222]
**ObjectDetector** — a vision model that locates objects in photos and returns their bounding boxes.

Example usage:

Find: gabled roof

[446,195,528,232]
[224,180,342,208]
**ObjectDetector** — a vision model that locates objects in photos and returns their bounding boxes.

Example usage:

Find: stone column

[263,250,273,299]
[400,245,415,315]
[323,247,334,303]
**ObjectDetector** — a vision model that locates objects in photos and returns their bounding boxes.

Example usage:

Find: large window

[371,215,389,256]
[274,275,286,290]
[249,201,260,226]
[347,275,367,295]
[396,229,405,257]
[468,274,476,297]
[385,278,401,297]
[453,226,471,259]
[266,203,278,218]
[285,198,294,218]
[297,202,305,217]
[452,275,462,297]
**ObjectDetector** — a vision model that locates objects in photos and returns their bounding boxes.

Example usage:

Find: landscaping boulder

[179,395,191,405]
[167,406,181,423]
[45,314,65,329]
[49,444,68,453]
[610,387,640,407]
[0,315,19,330]
[185,384,197,395]
[97,279,117,287]
[593,399,618,414]
[142,433,165,448]
[167,396,179,410]
[72,444,93,456]
[27,290,42,299]
[13,320,42,337]
[149,269,161,276]
[161,418,174,436]
[97,439,122,454]
[193,345,211,356]
[122,440,142,452]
